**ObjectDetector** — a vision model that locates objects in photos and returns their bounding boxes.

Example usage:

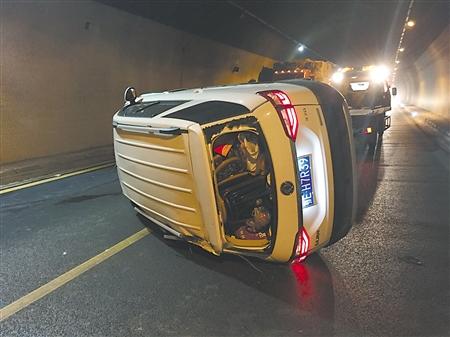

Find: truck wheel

[367,133,377,154]
[378,113,385,136]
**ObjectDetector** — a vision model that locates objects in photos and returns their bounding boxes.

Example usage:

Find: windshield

[342,82,388,109]
[117,100,189,118]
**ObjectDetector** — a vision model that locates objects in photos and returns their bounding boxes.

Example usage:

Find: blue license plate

[298,155,315,208]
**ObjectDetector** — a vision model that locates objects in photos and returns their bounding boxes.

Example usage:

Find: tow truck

[258,59,335,83]
[330,65,397,151]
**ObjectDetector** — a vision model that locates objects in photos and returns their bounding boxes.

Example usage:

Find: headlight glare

[331,72,344,84]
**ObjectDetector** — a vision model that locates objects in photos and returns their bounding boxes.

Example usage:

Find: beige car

[113,80,356,263]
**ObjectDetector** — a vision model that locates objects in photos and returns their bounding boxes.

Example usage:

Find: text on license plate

[298,154,315,208]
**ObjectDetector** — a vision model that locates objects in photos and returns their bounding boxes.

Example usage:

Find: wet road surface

[1,108,448,337]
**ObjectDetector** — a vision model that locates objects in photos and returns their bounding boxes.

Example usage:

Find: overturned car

[113,80,356,263]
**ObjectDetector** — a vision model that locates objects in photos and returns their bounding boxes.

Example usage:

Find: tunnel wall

[397,25,449,119]
[1,1,274,164]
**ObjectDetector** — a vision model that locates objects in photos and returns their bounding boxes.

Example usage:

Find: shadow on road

[138,214,336,332]
[354,137,384,222]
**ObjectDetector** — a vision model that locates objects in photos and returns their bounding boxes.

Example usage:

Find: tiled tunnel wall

[1,1,274,165]
[397,25,449,120]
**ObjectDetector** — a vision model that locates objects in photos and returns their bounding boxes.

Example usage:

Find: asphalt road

[1,108,448,337]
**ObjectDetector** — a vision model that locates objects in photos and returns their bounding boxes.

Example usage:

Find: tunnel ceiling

[100,1,448,67]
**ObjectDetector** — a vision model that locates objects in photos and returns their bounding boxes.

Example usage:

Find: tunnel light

[406,20,415,28]
[298,45,305,52]
[370,65,390,83]
[399,47,405,52]
[331,71,344,84]
[395,60,400,64]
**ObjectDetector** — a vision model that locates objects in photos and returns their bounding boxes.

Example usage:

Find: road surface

[1,107,448,337]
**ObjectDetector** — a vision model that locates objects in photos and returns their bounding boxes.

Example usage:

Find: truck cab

[331,65,395,149]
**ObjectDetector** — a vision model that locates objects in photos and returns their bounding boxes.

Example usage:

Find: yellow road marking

[0,162,115,195]
[0,227,151,322]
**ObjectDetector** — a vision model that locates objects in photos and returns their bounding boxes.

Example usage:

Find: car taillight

[257,90,298,141]
[292,227,310,263]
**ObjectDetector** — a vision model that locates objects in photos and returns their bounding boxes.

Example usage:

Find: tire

[284,80,357,246]
[367,133,377,154]
[378,113,385,136]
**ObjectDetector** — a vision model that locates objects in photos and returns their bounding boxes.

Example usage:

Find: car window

[166,101,250,125]
[118,101,189,118]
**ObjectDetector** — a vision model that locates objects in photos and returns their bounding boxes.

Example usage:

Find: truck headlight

[370,65,390,83]
[331,72,344,84]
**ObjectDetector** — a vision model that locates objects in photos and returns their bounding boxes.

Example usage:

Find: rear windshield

[118,101,189,118]
[166,101,250,125]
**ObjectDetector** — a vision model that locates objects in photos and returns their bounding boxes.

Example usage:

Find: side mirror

[124,86,137,104]
[391,87,397,96]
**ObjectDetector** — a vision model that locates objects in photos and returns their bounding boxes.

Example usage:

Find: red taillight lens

[258,90,299,141]
[292,227,310,263]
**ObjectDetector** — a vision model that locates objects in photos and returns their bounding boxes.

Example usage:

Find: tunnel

[0,1,449,336]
